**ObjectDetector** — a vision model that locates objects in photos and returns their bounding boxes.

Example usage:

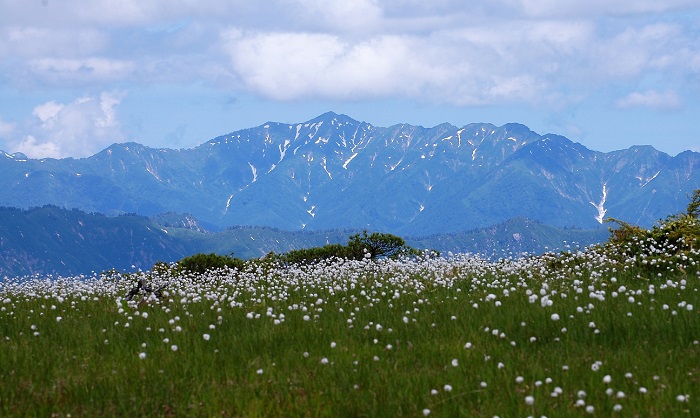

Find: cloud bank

[6,92,125,159]
[0,0,699,157]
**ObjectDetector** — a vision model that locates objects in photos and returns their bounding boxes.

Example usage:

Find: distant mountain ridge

[0,205,609,277]
[1,112,698,234]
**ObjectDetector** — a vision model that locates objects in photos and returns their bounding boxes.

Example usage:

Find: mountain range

[0,206,609,277]
[1,112,698,235]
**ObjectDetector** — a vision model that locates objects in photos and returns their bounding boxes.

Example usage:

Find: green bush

[346,230,418,260]
[605,188,700,260]
[177,252,245,274]
[277,231,418,265]
[280,244,350,265]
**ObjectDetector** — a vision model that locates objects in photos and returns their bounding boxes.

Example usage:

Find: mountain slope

[0,206,196,277]
[0,113,697,234]
[0,206,609,277]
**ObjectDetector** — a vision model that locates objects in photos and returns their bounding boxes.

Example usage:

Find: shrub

[346,230,418,260]
[177,253,245,274]
[276,231,418,265]
[604,188,700,261]
[280,244,350,265]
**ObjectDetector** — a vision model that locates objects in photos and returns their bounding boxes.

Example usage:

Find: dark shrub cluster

[604,188,700,268]
[277,231,419,265]
[176,252,245,274]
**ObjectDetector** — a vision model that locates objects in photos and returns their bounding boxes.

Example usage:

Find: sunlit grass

[1,245,699,417]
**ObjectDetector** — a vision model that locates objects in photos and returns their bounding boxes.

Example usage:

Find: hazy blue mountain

[0,206,197,277]
[0,206,609,277]
[1,112,698,235]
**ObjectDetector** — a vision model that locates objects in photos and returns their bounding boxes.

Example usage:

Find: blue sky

[0,0,699,158]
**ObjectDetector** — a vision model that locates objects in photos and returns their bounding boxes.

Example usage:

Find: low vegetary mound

[1,192,699,416]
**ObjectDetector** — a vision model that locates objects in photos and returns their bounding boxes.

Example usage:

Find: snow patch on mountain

[145,163,162,182]
[589,183,608,224]
[389,156,404,171]
[248,163,258,183]
[224,194,234,214]
[279,139,291,162]
[639,171,661,186]
[343,153,358,169]
[321,157,332,179]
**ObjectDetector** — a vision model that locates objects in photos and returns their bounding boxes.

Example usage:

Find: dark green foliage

[277,244,350,265]
[347,230,418,260]
[604,188,700,262]
[686,188,700,218]
[176,252,245,274]
[276,230,418,264]
[605,218,649,255]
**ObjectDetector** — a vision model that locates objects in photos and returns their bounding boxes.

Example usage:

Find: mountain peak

[1,112,697,236]
[306,111,360,126]
[1,151,28,160]
[538,134,587,150]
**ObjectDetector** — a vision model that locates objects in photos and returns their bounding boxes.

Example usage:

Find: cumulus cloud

[215,9,700,108]
[218,21,591,105]
[616,90,682,110]
[8,91,126,159]
[0,1,698,124]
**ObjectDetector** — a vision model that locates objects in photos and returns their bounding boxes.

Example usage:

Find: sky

[0,0,699,159]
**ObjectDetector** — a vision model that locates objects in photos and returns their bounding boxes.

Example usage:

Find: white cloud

[219,21,594,105]
[221,30,428,100]
[279,0,384,33]
[0,117,15,140]
[9,91,126,159]
[11,135,63,159]
[32,100,64,123]
[215,9,700,108]
[0,0,699,114]
[616,90,682,110]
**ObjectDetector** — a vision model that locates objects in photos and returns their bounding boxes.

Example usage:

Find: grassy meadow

[1,237,699,416]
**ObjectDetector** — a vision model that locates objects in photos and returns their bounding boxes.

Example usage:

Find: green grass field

[1,244,699,417]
